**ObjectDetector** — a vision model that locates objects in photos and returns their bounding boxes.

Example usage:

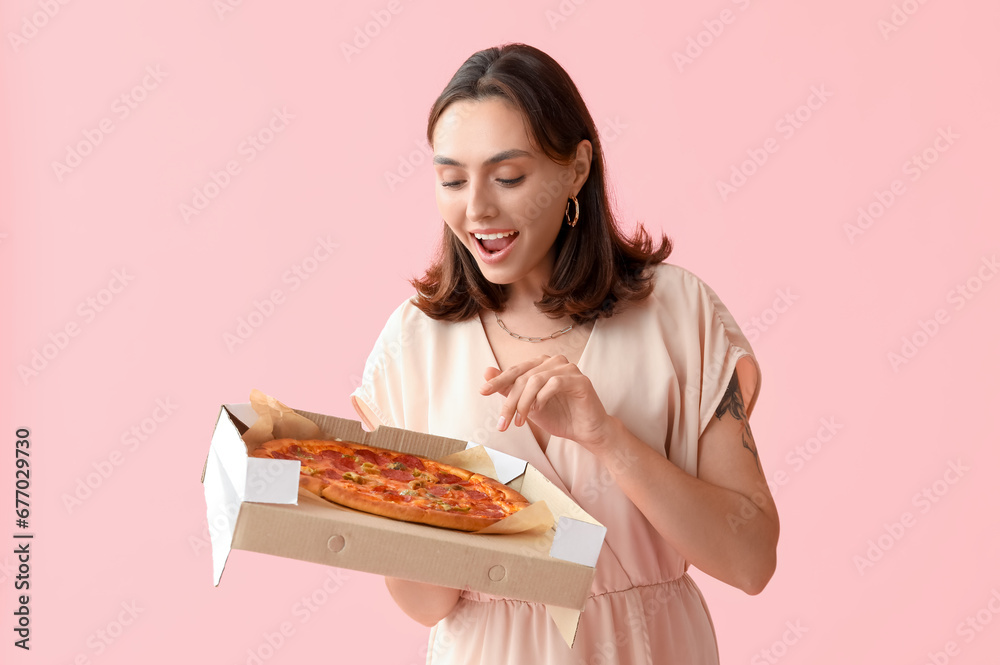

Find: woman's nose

[465,179,496,222]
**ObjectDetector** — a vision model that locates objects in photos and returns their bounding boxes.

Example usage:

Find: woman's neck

[500,249,556,314]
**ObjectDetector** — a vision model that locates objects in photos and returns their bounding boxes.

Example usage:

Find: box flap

[464,440,527,484]
[201,403,256,483]
[202,404,300,586]
[202,407,243,586]
[245,457,302,503]
[545,604,583,648]
[516,465,607,568]
[551,517,606,568]
[226,402,259,430]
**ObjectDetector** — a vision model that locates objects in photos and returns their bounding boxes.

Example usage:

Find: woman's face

[431,97,590,293]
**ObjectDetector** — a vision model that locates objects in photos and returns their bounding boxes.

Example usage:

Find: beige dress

[349,262,761,665]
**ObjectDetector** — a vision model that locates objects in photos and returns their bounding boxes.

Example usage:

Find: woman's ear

[572,139,593,192]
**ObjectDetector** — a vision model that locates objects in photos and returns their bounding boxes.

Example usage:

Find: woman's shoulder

[375,294,451,344]
[645,261,720,310]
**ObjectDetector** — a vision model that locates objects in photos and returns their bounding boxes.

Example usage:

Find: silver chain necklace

[494,310,574,343]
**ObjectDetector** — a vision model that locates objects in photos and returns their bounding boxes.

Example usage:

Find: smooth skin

[386,97,778,627]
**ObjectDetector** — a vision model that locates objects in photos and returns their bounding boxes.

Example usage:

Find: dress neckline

[472,309,603,455]
[474,308,602,377]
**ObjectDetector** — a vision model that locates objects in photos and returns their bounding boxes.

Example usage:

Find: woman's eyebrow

[432,148,532,168]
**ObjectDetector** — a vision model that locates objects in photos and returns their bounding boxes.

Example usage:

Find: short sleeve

[693,277,761,440]
[348,299,410,431]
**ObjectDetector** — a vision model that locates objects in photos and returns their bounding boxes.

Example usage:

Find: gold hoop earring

[564,195,579,227]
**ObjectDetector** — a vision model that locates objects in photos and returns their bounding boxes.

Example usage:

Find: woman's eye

[439,175,525,189]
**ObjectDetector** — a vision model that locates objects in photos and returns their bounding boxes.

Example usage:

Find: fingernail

[496,416,506,431]
[480,383,492,393]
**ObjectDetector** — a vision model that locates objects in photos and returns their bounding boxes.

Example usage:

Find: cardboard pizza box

[200,401,608,647]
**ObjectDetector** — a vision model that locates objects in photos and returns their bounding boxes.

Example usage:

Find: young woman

[350,42,779,664]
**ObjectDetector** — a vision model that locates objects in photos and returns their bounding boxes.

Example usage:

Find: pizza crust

[298,474,326,497]
[319,483,499,532]
[477,474,532,511]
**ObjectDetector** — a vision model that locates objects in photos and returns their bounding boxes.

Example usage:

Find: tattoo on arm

[714,371,762,474]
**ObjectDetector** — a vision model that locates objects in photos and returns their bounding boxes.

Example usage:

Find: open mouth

[473,231,519,254]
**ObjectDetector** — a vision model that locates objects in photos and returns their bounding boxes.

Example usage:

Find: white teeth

[473,231,518,240]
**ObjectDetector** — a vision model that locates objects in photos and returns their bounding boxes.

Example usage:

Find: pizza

[249,438,530,531]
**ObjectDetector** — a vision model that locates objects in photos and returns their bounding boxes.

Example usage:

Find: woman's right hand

[384,577,462,627]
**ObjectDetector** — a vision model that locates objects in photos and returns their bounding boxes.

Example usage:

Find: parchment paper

[241,388,324,449]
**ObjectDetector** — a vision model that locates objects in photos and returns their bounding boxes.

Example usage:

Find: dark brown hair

[409,42,672,325]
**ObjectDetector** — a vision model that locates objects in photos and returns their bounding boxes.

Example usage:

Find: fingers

[479,355,553,396]
[502,370,557,429]
[489,356,575,432]
[513,373,565,428]
[482,367,502,383]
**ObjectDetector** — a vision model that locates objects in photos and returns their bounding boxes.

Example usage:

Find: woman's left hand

[479,354,612,450]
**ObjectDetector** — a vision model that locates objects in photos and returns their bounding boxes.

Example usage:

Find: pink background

[3,1,999,663]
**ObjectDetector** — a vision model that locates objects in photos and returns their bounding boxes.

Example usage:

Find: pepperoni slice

[381,469,413,482]
[427,485,450,497]
[271,451,297,460]
[288,445,302,455]
[375,453,394,467]
[399,454,425,471]
[437,473,462,484]
[465,490,487,501]
[321,468,342,480]
[329,455,357,472]
[354,449,378,464]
